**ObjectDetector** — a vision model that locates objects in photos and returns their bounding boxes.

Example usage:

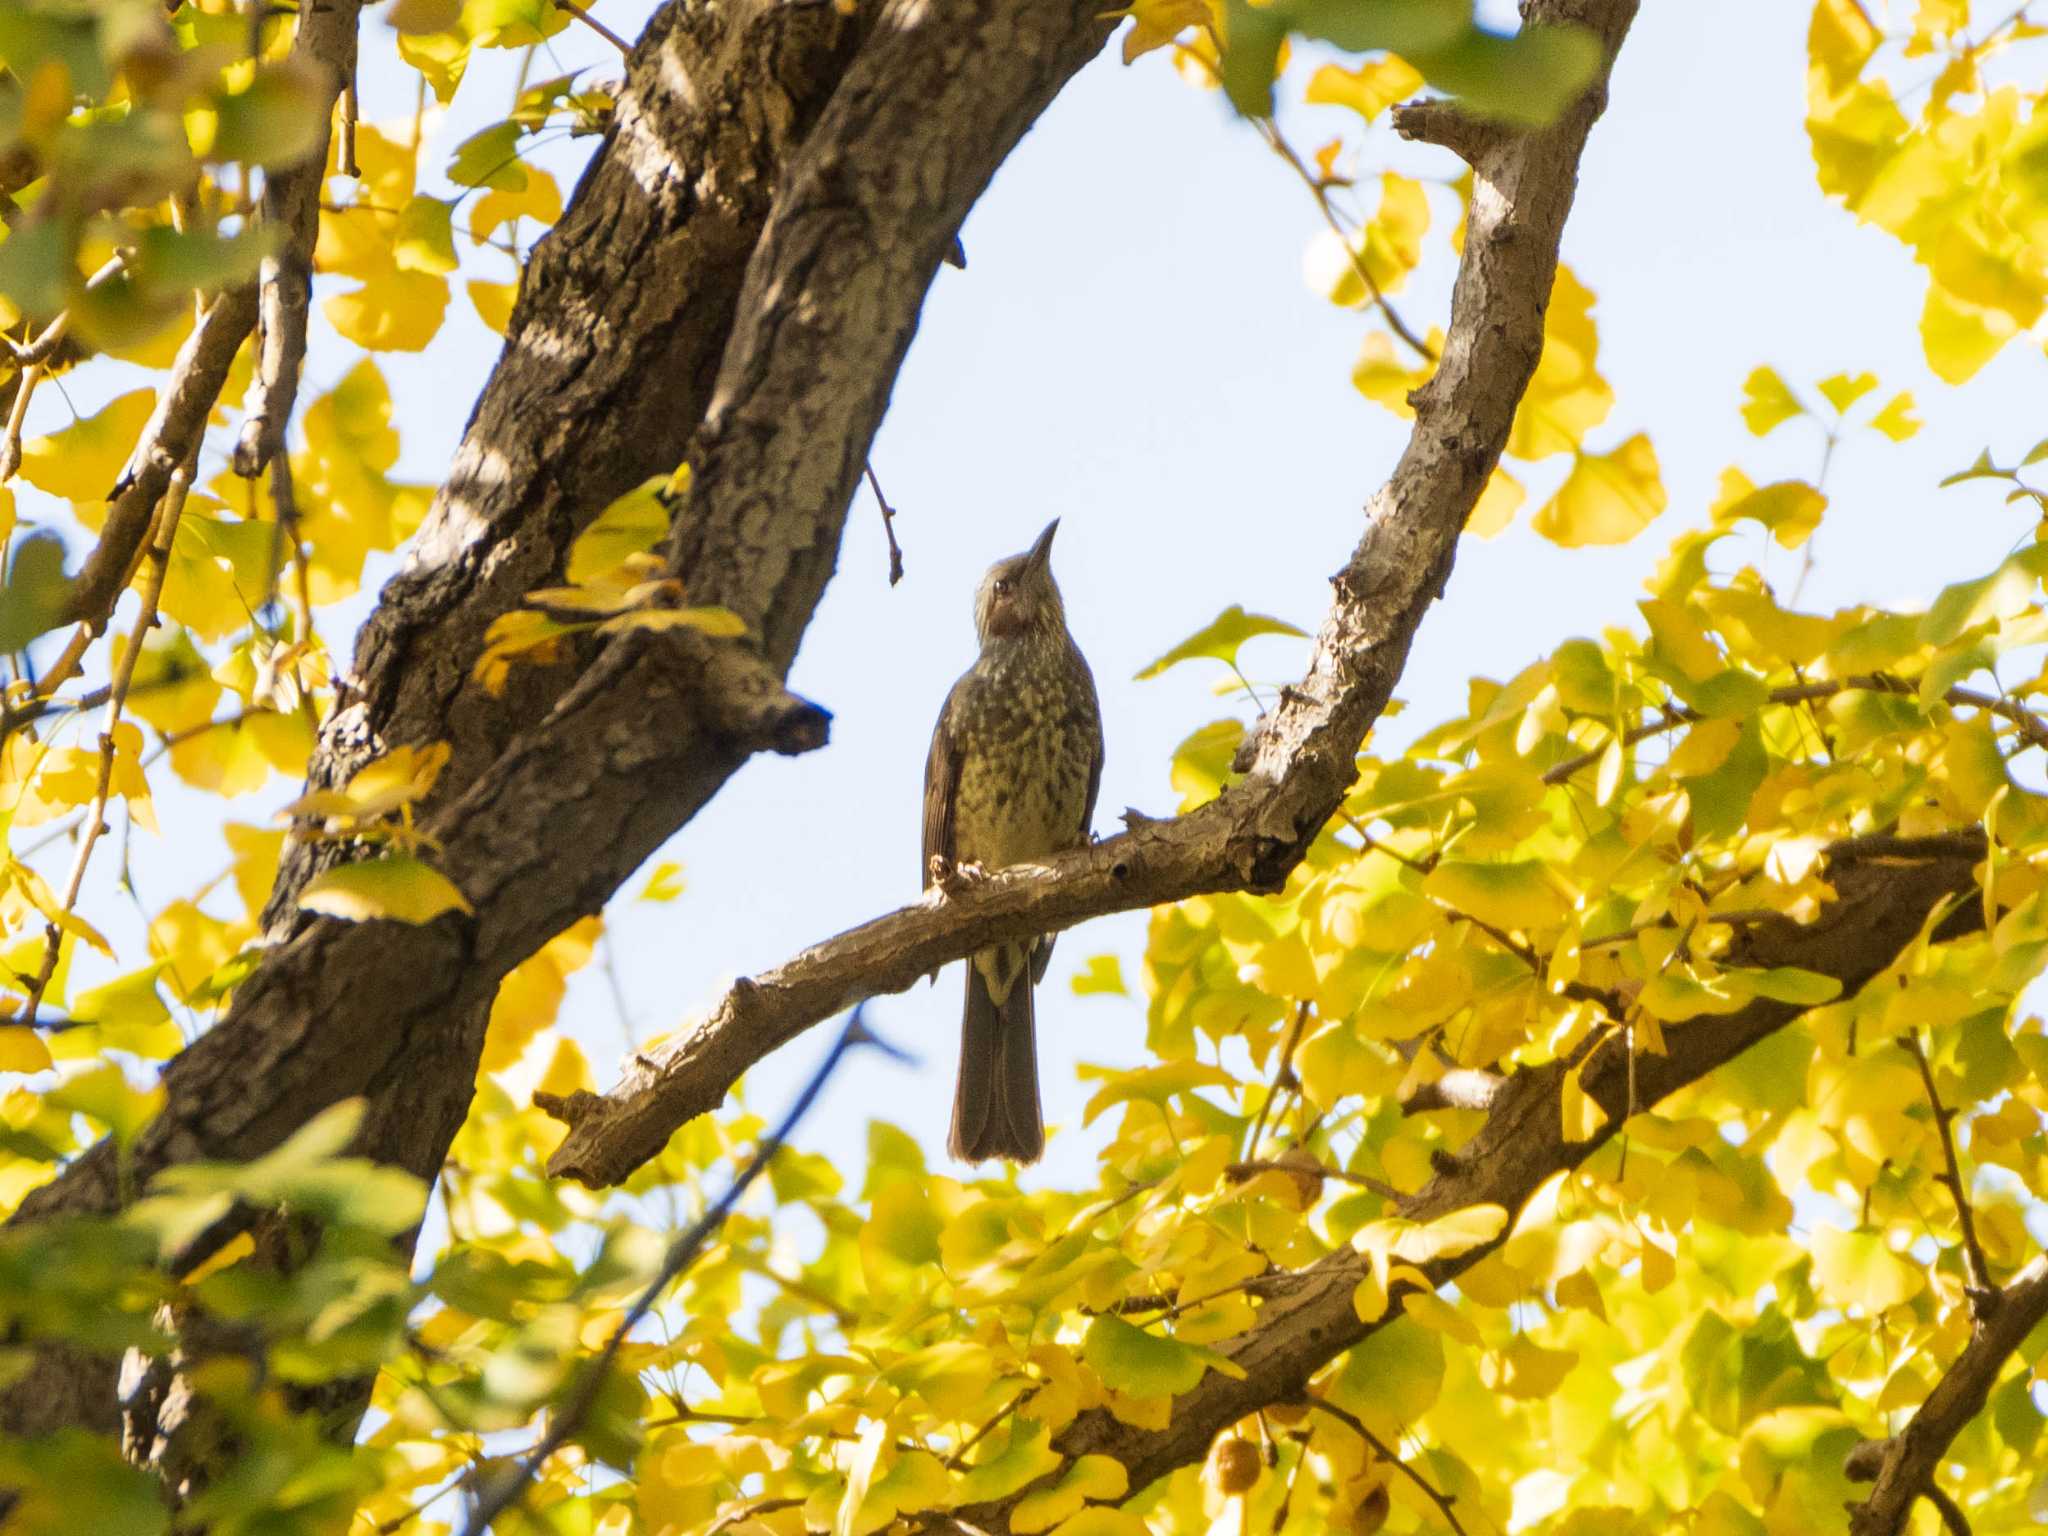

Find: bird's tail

[950,957,1043,1164]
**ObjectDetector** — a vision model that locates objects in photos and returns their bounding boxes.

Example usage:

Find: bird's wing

[922,689,961,890]
[1077,653,1105,839]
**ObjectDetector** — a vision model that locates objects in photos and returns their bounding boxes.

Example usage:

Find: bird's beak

[1026,519,1059,572]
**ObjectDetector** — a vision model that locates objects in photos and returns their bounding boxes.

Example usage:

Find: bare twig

[1543,673,2048,786]
[1897,1032,1997,1314]
[0,360,41,482]
[457,1012,897,1536]
[558,0,632,55]
[1244,1001,1310,1159]
[863,461,905,586]
[1226,1159,1402,1202]
[14,453,196,1023]
[1300,1396,1467,1536]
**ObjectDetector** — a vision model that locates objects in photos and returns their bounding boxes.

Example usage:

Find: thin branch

[1226,1159,1402,1202]
[14,453,196,1023]
[1542,673,2048,787]
[863,461,905,586]
[1244,1001,1310,1159]
[557,0,632,56]
[457,1012,896,1536]
[1846,1256,2048,1536]
[1897,1032,1997,1314]
[1300,1396,1467,1536]
[0,359,41,483]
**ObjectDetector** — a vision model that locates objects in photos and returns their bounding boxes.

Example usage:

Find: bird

[923,519,1103,1164]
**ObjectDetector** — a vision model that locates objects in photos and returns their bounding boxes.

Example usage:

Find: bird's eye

[993,578,1014,597]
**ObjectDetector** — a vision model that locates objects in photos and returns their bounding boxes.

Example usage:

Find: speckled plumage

[923,521,1102,1163]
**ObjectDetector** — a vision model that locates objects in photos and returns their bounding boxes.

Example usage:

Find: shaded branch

[1898,1031,1996,1314]
[1846,1256,2048,1536]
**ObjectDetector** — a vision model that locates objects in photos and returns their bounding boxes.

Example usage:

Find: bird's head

[973,519,1067,645]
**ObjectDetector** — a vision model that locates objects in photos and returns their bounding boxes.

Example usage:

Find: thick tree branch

[2,0,1117,1443]
[544,0,1642,1189]
[1847,1256,2048,1536]
[943,831,1986,1531]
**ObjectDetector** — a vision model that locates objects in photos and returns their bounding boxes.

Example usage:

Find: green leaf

[206,60,327,169]
[1407,22,1603,127]
[1422,859,1566,931]
[1809,1226,1923,1311]
[1082,1314,1239,1398]
[954,1420,1063,1507]
[298,855,474,924]
[1938,448,2009,488]
[1135,605,1306,680]
[448,121,529,190]
[567,477,670,582]
[394,195,459,275]
[0,531,74,651]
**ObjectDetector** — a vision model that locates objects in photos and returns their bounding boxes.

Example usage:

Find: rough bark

[3,0,1118,1442]
[545,0,1641,1187]
[949,831,1988,1529]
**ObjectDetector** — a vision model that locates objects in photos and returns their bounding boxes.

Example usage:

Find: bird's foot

[929,854,991,895]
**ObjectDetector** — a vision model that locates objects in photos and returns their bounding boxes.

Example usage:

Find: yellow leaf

[482,915,599,1073]
[639,861,685,902]
[1809,1225,1924,1311]
[1711,473,1827,550]
[1351,329,1440,417]
[1013,1455,1129,1535]
[1810,0,1881,93]
[0,1026,53,1073]
[18,389,156,502]
[1424,860,1566,932]
[1305,54,1423,122]
[468,277,517,333]
[1869,390,1920,441]
[1485,1335,1579,1398]
[1738,366,1804,436]
[1559,1060,1607,1140]
[1120,0,1211,62]
[324,268,450,352]
[1466,466,1524,539]
[298,855,473,924]
[1921,283,2014,384]
[393,195,459,274]
[1532,434,1666,547]
[1507,266,1613,461]
[471,166,562,243]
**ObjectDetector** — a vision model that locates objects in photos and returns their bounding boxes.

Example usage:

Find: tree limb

[1846,1256,2048,1536]
[937,830,1985,1532]
[543,0,1643,1189]
[2,0,1118,1444]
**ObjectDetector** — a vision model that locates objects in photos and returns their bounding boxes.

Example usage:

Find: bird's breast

[949,652,1097,871]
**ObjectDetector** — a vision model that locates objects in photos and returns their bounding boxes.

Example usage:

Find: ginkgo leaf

[1868,390,1920,441]
[1070,954,1125,996]
[18,388,156,501]
[1305,55,1423,122]
[1082,1315,1243,1400]
[1809,1226,1923,1311]
[1531,434,1666,547]
[1424,860,1567,932]
[1135,605,1307,680]
[1738,366,1803,436]
[639,861,685,902]
[1011,1455,1128,1535]
[1816,371,1876,413]
[299,855,474,924]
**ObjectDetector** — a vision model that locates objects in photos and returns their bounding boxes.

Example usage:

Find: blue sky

[17,3,2048,1194]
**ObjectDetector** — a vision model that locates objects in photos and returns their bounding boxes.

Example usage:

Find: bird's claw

[929,855,990,896]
